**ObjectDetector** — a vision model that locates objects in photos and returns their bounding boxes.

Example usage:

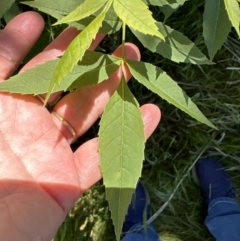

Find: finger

[20,27,80,72]
[0,11,44,80]
[21,29,105,71]
[51,43,141,143]
[21,28,105,104]
[74,104,161,192]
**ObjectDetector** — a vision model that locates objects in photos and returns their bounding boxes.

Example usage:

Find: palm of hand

[0,94,80,240]
[0,92,80,205]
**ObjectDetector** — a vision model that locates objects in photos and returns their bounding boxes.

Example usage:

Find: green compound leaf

[203,0,232,60]
[0,51,120,94]
[126,60,216,129]
[113,0,164,40]
[131,22,212,65]
[99,76,145,241]
[0,0,16,18]
[54,0,108,25]
[46,3,111,104]
[224,0,240,37]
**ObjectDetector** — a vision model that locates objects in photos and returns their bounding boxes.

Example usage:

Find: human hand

[0,12,161,240]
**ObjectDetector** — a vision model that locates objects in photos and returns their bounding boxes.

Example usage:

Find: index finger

[0,11,44,80]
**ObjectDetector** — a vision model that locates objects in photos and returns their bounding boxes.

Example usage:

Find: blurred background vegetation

[1,1,240,240]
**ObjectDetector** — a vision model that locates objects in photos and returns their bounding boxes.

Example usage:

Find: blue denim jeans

[121,223,162,241]
[121,197,240,241]
[205,197,240,241]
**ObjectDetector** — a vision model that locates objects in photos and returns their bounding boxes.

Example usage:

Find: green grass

[1,1,240,240]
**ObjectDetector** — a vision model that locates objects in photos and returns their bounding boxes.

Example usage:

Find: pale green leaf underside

[99,77,145,240]
[22,0,121,34]
[46,8,108,103]
[131,22,212,65]
[224,0,240,37]
[113,0,164,40]
[0,0,16,18]
[55,0,108,25]
[126,60,216,128]
[0,51,120,94]
[203,0,232,60]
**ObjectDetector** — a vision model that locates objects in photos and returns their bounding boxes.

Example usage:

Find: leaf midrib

[210,0,221,53]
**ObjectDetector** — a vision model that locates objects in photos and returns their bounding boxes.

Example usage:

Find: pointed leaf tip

[203,0,232,60]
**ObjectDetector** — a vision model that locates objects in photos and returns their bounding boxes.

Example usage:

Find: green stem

[121,22,126,69]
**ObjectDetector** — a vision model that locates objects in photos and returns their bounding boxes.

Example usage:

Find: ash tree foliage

[0,0,240,239]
